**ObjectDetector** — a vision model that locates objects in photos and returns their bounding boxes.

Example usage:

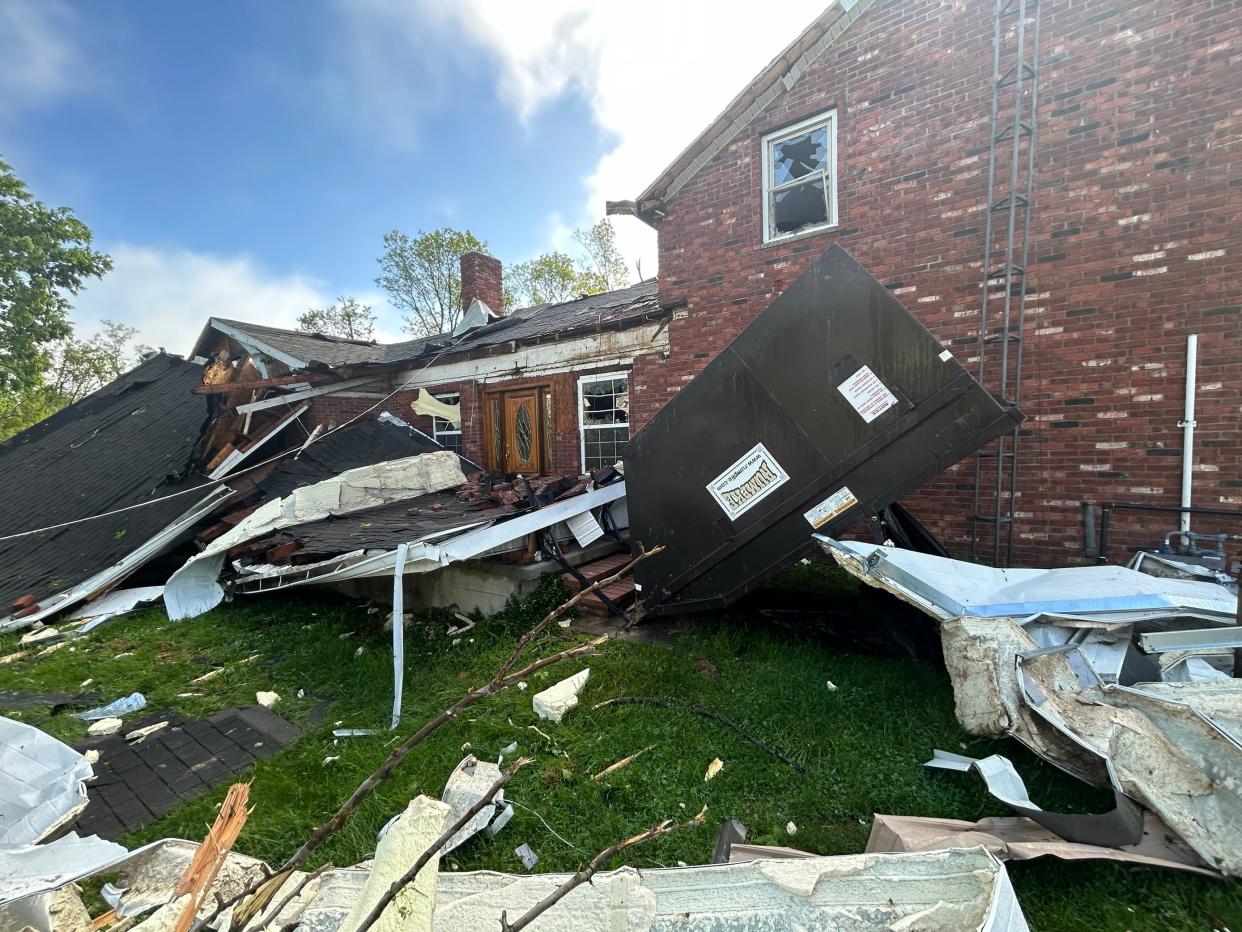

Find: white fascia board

[209,319,306,371]
[235,377,383,414]
[389,325,668,390]
[209,404,308,479]
[0,487,235,631]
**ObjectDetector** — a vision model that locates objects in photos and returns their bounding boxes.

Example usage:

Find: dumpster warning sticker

[837,365,898,423]
[707,442,790,521]
[803,486,859,529]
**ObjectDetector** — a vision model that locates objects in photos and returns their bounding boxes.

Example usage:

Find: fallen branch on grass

[591,696,807,774]
[355,757,534,932]
[499,805,708,932]
[218,545,662,923]
[593,745,655,781]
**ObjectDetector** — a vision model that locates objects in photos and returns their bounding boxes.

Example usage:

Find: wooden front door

[502,390,541,473]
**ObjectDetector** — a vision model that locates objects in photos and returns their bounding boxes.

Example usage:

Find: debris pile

[819,535,1241,877]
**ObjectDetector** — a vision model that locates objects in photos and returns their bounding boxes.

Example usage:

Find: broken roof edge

[624,0,874,219]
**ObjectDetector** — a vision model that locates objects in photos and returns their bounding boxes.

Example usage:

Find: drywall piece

[818,538,1238,620]
[338,795,451,932]
[0,717,94,845]
[165,450,465,619]
[939,615,1242,877]
[441,757,512,854]
[925,750,1142,848]
[866,812,1217,876]
[101,839,268,921]
[256,691,281,709]
[87,718,124,736]
[532,668,591,723]
[75,692,146,722]
[18,627,59,647]
[410,389,461,427]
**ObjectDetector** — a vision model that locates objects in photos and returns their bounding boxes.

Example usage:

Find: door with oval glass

[501,390,541,473]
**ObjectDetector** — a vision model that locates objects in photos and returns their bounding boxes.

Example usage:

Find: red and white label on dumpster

[837,365,898,424]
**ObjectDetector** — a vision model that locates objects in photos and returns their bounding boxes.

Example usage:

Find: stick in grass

[498,806,708,932]
[592,696,807,773]
[217,545,661,923]
[354,757,533,932]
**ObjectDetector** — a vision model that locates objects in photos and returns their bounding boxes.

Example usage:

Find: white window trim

[431,391,462,450]
[760,108,838,245]
[577,372,629,473]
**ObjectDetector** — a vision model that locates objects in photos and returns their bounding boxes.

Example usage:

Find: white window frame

[431,391,462,452]
[760,108,838,244]
[577,372,629,473]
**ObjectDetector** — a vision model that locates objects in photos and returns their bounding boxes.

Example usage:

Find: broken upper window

[762,110,837,243]
[432,392,462,455]
[578,373,629,473]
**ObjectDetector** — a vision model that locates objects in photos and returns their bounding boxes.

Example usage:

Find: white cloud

[335,1,830,273]
[70,245,406,357]
[0,0,85,120]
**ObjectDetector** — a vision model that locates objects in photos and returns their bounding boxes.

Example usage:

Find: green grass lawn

[1,565,1238,931]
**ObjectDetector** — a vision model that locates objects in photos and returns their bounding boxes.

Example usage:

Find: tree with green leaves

[375,228,488,337]
[503,250,579,308]
[0,320,141,440]
[0,157,112,398]
[504,219,634,309]
[573,219,631,293]
[298,296,376,340]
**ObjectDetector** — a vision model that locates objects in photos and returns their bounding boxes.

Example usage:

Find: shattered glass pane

[582,377,628,425]
[773,177,828,235]
[773,128,827,185]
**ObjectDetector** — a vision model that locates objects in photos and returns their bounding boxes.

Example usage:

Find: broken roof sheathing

[200,280,663,375]
[0,355,218,624]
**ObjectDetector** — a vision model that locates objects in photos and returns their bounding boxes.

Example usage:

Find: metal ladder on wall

[971,0,1042,565]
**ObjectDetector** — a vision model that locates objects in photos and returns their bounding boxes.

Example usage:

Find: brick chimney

[460,251,503,316]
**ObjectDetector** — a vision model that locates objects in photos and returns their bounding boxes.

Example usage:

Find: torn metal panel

[0,833,128,930]
[67,587,164,633]
[865,812,1217,876]
[627,244,1022,617]
[290,848,1028,932]
[925,750,1143,848]
[819,538,1238,620]
[0,717,94,845]
[164,451,465,619]
[231,481,627,595]
[1140,626,1242,653]
[939,616,1242,876]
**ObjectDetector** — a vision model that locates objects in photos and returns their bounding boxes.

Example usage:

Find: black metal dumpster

[626,244,1022,617]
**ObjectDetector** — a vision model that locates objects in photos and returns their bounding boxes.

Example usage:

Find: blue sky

[2,0,827,352]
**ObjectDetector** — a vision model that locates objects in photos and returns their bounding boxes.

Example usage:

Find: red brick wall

[307,367,633,476]
[640,0,1242,565]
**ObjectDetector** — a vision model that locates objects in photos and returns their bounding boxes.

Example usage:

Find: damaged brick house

[191,264,669,479]
[193,0,1239,567]
[610,0,1241,564]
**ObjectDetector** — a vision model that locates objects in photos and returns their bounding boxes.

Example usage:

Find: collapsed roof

[197,280,663,374]
[0,354,218,628]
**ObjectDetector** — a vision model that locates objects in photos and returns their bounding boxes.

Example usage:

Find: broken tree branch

[591,696,807,773]
[495,544,663,682]
[499,806,708,932]
[222,544,665,924]
[355,757,533,932]
[235,862,332,932]
[217,545,661,923]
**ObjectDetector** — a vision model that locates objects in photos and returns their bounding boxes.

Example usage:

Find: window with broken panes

[432,392,462,455]
[762,110,836,242]
[579,374,629,472]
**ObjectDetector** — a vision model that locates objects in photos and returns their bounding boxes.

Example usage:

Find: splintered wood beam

[192,373,334,394]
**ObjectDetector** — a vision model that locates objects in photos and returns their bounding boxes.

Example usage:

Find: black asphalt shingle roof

[211,279,661,371]
[0,354,213,610]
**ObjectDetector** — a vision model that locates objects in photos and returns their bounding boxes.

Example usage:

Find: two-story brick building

[611,0,1240,565]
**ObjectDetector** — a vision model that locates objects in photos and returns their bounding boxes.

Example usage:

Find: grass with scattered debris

[1,566,1239,931]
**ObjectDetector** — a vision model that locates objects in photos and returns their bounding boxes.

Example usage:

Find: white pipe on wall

[1179,334,1198,534]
